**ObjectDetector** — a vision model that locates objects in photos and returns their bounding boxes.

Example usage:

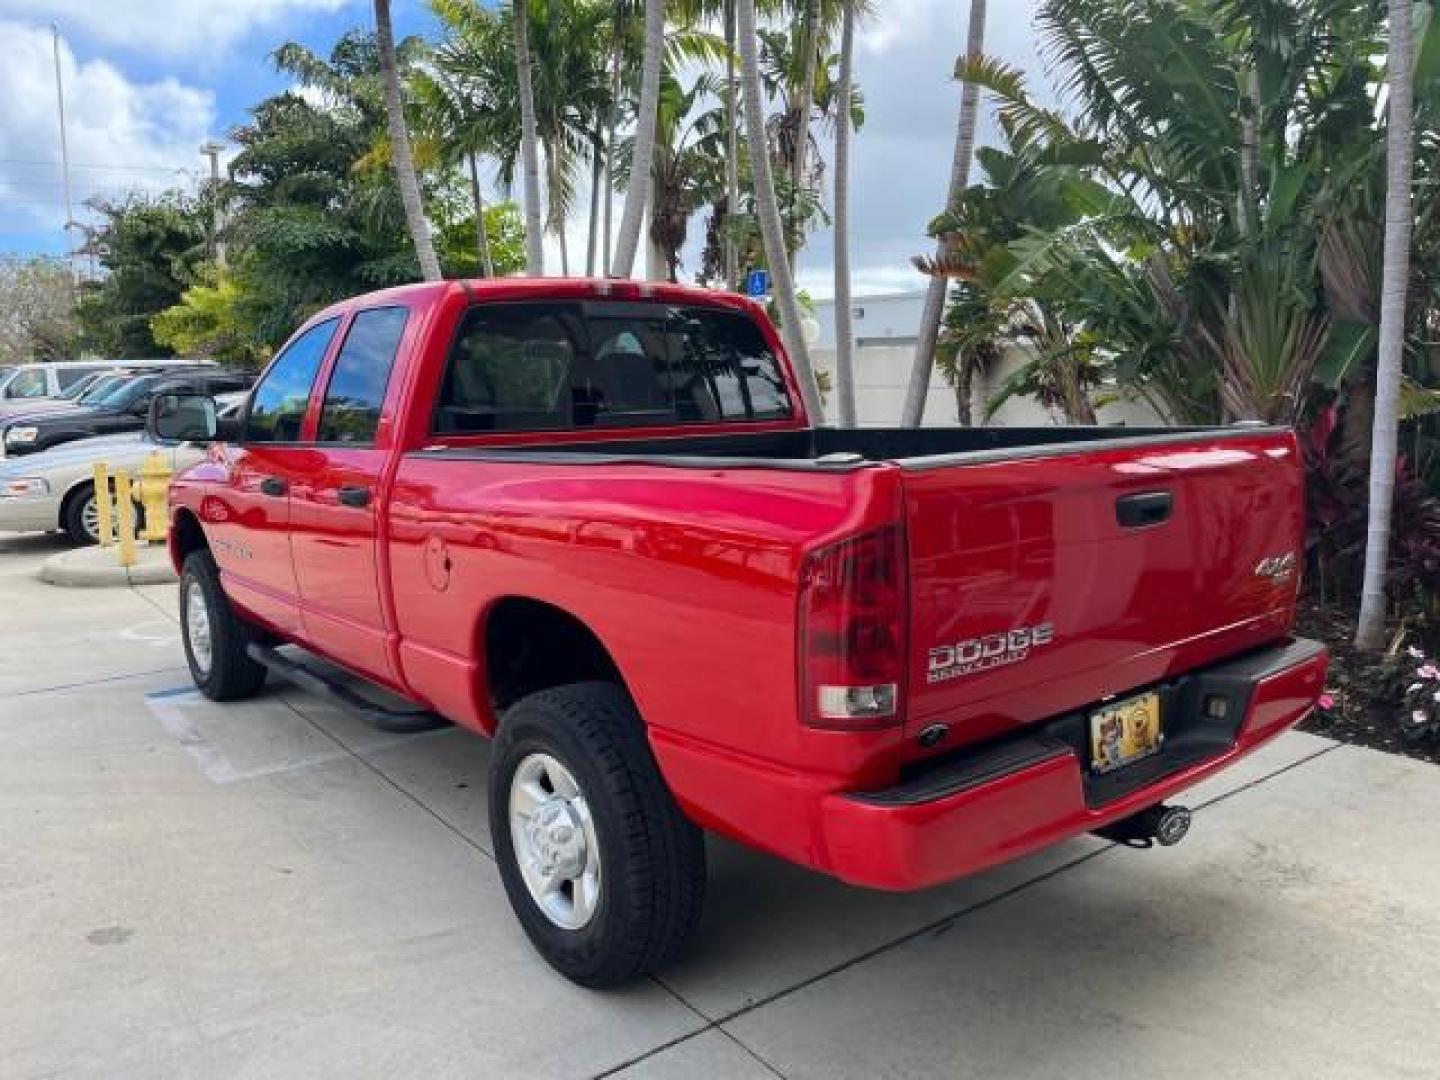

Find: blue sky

[1,0,1048,298]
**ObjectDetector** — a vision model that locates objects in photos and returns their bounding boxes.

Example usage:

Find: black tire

[180,550,268,701]
[489,682,706,988]
[61,483,100,545]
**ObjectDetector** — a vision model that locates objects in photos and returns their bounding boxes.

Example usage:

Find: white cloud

[0,21,216,241]
[5,0,350,59]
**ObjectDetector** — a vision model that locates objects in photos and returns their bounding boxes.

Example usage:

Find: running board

[247,644,450,735]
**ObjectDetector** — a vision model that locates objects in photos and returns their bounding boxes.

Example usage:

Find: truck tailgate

[905,430,1302,743]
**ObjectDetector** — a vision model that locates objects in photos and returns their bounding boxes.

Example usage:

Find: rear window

[434,302,793,435]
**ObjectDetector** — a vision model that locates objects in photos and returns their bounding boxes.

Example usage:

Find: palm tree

[832,1,857,426]
[374,0,441,281]
[617,72,726,280]
[790,0,822,271]
[611,0,666,278]
[738,0,824,420]
[1356,0,1416,649]
[512,0,545,275]
[902,0,987,427]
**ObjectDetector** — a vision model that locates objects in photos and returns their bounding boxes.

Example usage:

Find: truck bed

[418,424,1277,470]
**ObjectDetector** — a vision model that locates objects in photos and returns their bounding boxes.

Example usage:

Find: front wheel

[489,682,706,987]
[180,550,268,701]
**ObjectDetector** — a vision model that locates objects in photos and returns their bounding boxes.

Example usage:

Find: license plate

[1089,691,1163,774]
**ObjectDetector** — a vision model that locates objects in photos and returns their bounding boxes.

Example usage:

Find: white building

[811,290,1165,428]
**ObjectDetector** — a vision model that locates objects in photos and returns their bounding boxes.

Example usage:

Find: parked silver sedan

[0,396,243,544]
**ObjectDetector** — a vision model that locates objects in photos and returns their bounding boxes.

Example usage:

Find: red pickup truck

[153,278,1327,987]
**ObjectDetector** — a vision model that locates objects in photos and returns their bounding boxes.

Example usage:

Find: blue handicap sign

[745,269,771,297]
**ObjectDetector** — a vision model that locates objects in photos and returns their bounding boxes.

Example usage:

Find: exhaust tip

[1152,805,1192,846]
[1093,803,1193,848]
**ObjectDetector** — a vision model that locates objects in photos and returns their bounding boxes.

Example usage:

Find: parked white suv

[0,360,210,406]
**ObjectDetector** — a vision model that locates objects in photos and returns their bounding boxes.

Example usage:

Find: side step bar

[247,644,450,735]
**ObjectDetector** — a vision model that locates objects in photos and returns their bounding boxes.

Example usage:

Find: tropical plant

[150,270,267,366]
[75,193,208,357]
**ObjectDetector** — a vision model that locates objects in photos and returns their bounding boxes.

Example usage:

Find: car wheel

[490,682,706,988]
[180,550,268,701]
[61,483,104,545]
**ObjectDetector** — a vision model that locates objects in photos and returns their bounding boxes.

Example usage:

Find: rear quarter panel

[385,456,912,790]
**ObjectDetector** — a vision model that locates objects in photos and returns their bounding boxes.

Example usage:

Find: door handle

[260,476,288,497]
[1116,491,1173,528]
[337,485,372,508]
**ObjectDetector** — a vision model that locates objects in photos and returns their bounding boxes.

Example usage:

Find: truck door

[290,305,410,686]
[206,317,339,635]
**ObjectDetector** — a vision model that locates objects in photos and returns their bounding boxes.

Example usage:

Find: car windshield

[58,374,103,400]
[96,374,162,410]
[78,375,127,403]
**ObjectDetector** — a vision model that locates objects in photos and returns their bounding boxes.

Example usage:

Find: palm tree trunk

[724,0,740,289]
[551,147,570,276]
[467,153,494,277]
[611,0,664,278]
[790,0,821,272]
[832,2,858,428]
[955,356,974,426]
[1356,0,1415,650]
[1238,66,1260,240]
[738,0,825,423]
[603,8,624,278]
[587,134,603,276]
[374,0,441,281]
[513,0,545,275]
[901,0,987,427]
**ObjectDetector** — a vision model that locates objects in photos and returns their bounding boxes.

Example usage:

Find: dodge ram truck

[152,278,1328,987]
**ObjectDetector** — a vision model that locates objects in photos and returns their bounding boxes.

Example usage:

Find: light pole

[200,139,226,269]
[51,24,81,284]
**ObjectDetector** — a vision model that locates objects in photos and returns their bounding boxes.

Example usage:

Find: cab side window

[317,307,408,444]
[244,318,339,443]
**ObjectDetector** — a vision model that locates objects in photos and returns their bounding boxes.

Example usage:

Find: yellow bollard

[136,451,173,543]
[92,463,114,547]
[113,470,137,569]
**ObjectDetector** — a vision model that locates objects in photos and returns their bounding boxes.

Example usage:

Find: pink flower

[1418,664,1440,680]
[1318,692,1336,710]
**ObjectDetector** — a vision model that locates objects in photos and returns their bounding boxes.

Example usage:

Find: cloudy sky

[0,0,1051,300]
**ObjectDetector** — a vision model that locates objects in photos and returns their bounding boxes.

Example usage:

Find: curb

[39,545,178,589]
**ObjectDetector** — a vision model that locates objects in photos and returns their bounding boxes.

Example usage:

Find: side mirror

[148,393,227,443]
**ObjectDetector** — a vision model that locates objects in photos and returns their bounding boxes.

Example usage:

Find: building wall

[812,293,1166,428]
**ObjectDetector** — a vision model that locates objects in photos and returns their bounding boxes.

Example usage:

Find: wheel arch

[480,596,630,723]
[169,506,209,573]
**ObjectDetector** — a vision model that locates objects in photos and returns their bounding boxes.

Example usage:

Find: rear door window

[317,307,409,444]
[434,303,792,434]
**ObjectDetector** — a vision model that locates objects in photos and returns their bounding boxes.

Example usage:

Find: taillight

[799,525,906,730]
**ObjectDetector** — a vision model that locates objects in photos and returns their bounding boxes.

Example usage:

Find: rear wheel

[489,682,706,987]
[61,483,103,545]
[180,550,268,701]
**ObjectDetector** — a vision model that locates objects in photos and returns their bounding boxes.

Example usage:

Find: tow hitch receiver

[1094,804,1193,849]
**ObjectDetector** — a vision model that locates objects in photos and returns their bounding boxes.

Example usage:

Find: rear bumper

[653,638,1328,891]
[820,638,1327,889]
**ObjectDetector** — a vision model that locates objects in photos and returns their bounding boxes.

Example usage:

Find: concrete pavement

[2,532,1437,1080]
